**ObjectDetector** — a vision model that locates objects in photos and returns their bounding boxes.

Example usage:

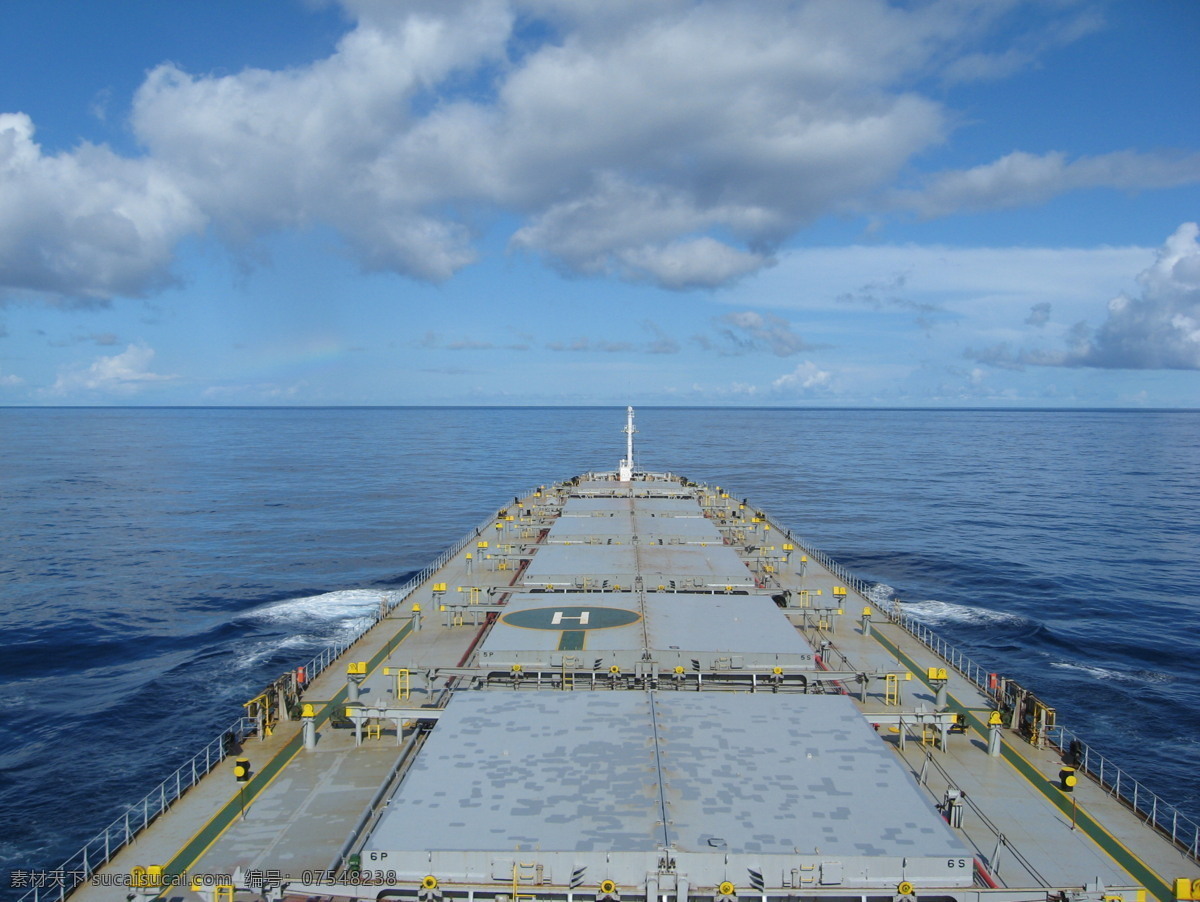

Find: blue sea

[2,407,1198,892]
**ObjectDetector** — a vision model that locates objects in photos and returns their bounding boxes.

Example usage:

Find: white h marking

[551,610,590,626]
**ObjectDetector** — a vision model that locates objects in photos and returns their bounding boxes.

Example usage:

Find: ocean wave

[232,634,320,671]
[228,589,393,671]
[899,598,1029,628]
[1049,661,1174,684]
[242,588,389,628]
[866,583,896,606]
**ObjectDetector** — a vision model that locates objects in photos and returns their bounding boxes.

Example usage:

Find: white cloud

[545,337,632,352]
[894,150,1200,219]
[0,113,204,302]
[497,0,948,278]
[49,343,177,395]
[1038,222,1200,370]
[0,0,1178,299]
[713,311,819,357]
[939,6,1105,84]
[129,0,516,281]
[962,223,1200,371]
[1024,302,1051,327]
[741,242,1152,323]
[616,238,769,290]
[507,177,779,285]
[202,380,309,401]
[771,360,833,392]
[641,320,681,355]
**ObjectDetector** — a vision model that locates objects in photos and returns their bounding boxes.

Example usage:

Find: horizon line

[3,404,1198,413]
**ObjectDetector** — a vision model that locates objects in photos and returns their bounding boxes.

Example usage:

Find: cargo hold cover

[363,691,973,889]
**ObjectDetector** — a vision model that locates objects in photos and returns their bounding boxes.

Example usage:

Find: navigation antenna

[618,406,637,482]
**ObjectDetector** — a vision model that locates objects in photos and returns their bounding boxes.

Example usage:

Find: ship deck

[58,468,1198,902]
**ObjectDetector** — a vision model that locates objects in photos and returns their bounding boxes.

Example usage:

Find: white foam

[900,599,1026,627]
[246,588,390,626]
[231,588,393,672]
[233,634,316,671]
[866,583,896,606]
[1049,661,1173,684]
[1050,661,1126,680]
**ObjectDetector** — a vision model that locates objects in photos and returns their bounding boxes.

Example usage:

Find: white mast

[618,406,636,482]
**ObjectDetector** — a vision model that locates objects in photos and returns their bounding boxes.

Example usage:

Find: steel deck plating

[49,408,1198,902]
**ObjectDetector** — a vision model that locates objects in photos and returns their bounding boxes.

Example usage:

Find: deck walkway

[62,476,1197,902]
[70,504,528,901]
[767,511,1196,898]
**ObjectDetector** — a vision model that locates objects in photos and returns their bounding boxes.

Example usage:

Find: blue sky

[1,0,1198,407]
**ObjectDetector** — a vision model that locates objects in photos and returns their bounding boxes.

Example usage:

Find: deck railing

[886,608,998,697]
[18,492,539,902]
[777,520,1200,865]
[1047,723,1200,861]
[25,480,1196,901]
[298,499,531,683]
[14,715,257,902]
[893,601,1200,861]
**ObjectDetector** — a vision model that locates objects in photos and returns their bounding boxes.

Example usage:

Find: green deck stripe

[868,628,1172,902]
[154,618,415,892]
[557,630,586,650]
